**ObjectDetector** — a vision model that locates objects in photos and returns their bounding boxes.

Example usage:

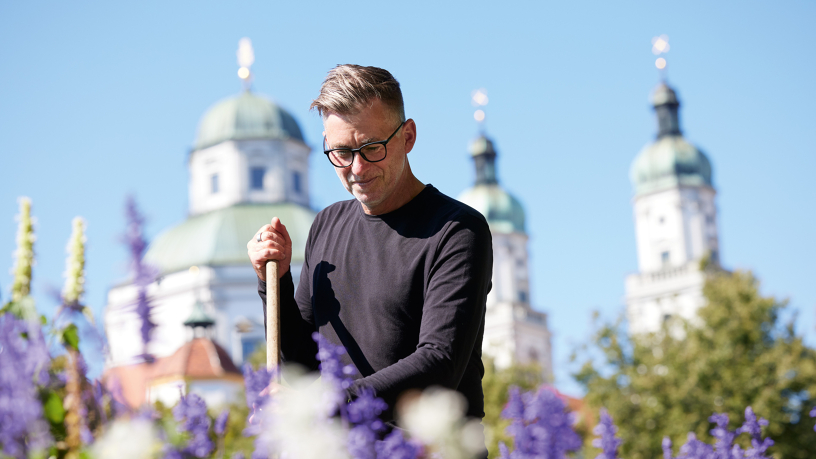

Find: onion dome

[630,83,713,195]
[457,135,526,234]
[184,301,215,329]
[144,203,315,275]
[193,91,304,151]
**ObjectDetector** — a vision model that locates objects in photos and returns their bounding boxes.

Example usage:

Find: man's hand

[248,217,292,281]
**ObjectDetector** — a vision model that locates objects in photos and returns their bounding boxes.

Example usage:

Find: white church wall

[104,262,304,368]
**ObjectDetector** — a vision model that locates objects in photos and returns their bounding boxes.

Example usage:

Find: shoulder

[312,198,358,227]
[423,186,490,235]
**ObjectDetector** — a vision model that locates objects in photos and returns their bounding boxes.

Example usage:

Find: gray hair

[310,65,405,123]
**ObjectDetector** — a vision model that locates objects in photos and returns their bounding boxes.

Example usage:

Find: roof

[103,338,243,408]
[150,338,242,382]
[193,91,305,151]
[630,135,713,195]
[458,184,526,234]
[144,203,316,275]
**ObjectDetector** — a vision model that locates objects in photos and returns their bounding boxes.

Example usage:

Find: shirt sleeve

[348,213,492,409]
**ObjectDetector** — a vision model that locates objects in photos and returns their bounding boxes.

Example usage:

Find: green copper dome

[630,83,713,195]
[144,203,315,275]
[458,134,525,234]
[630,136,712,195]
[458,185,526,233]
[193,91,305,151]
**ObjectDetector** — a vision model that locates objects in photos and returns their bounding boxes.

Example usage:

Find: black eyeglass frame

[323,121,406,168]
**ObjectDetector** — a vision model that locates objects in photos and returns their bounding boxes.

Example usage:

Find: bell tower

[625,42,721,335]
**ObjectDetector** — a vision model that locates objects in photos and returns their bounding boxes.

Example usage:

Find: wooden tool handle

[265,260,281,382]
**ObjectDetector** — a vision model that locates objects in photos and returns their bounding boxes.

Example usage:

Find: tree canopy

[575,269,816,459]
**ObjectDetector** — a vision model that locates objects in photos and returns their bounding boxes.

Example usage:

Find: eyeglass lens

[328,144,387,167]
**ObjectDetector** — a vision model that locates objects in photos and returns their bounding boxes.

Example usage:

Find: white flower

[90,418,159,459]
[258,371,351,459]
[399,387,483,459]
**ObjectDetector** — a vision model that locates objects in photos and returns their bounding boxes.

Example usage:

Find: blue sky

[1,0,814,395]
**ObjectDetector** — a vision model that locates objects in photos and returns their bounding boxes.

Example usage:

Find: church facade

[625,82,721,335]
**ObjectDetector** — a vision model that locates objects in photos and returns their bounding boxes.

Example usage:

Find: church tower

[457,100,552,379]
[625,81,721,335]
[104,39,316,375]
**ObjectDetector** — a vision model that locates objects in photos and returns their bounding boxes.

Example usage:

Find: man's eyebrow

[330,137,379,149]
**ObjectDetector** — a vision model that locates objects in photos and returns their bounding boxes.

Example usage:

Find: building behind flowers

[102,40,554,407]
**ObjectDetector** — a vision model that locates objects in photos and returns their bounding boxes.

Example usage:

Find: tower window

[250,167,265,190]
[211,174,219,194]
[659,216,665,224]
[518,291,528,303]
[661,251,670,266]
[292,171,302,194]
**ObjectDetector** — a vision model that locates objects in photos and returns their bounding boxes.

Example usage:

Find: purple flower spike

[661,437,673,459]
[708,412,736,456]
[172,392,213,458]
[242,364,272,427]
[678,432,714,459]
[215,409,229,437]
[500,386,581,459]
[313,332,357,390]
[374,429,420,459]
[811,406,816,433]
[737,407,767,442]
[122,196,159,362]
[0,314,53,458]
[593,408,623,459]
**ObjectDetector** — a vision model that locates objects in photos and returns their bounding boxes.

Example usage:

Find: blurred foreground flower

[400,387,484,459]
[122,196,159,362]
[0,314,52,458]
[91,418,160,459]
[498,386,581,459]
[592,409,621,459]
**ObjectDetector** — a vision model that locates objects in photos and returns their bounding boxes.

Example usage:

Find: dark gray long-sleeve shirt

[259,185,492,418]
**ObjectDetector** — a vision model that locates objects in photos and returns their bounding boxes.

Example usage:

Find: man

[246,65,492,428]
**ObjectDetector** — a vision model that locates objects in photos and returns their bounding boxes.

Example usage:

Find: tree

[575,269,816,459]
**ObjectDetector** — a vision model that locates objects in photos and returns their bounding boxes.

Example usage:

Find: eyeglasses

[323,121,405,168]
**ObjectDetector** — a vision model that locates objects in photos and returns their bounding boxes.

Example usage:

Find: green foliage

[575,270,816,459]
[482,357,544,458]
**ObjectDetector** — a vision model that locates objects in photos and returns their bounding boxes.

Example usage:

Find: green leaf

[61,324,80,350]
[44,391,65,423]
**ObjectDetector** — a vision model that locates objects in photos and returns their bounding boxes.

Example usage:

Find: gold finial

[471,88,488,130]
[651,35,669,78]
[237,37,255,90]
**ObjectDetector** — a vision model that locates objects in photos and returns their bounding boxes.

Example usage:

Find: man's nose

[350,153,372,175]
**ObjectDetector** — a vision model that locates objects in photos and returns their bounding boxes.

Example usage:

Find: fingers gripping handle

[265,260,281,382]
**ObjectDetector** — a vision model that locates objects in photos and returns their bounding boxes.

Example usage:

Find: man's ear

[402,119,417,154]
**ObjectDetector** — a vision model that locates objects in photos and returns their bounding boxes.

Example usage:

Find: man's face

[323,99,416,215]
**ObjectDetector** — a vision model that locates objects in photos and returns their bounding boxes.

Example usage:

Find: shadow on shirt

[312,261,376,376]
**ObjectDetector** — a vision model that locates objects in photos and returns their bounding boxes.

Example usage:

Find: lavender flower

[499,386,582,459]
[374,430,420,459]
[346,388,388,459]
[677,432,714,459]
[662,437,673,459]
[708,413,736,458]
[736,407,767,441]
[215,409,229,436]
[243,364,272,428]
[592,408,622,459]
[122,196,158,362]
[0,314,52,458]
[173,392,213,458]
[811,406,816,432]
[313,331,357,391]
